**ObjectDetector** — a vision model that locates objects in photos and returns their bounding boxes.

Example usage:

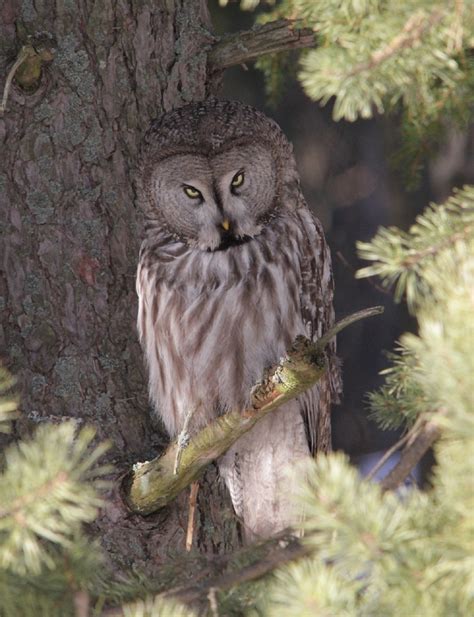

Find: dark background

[211,2,474,463]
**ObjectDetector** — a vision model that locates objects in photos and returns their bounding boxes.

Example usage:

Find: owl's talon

[174,404,195,475]
[174,430,190,475]
[178,429,190,448]
[250,381,262,397]
[173,452,181,475]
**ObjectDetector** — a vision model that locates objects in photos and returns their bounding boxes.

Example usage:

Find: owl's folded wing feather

[295,206,342,455]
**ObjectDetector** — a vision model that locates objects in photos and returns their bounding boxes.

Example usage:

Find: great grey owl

[136,99,340,541]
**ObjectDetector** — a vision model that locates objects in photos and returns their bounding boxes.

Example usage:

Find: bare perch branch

[380,418,441,492]
[122,306,383,515]
[315,306,383,350]
[208,19,315,71]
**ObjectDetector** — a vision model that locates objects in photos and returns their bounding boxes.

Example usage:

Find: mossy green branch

[122,306,383,515]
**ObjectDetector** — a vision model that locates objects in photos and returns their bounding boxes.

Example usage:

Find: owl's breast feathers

[137,209,338,442]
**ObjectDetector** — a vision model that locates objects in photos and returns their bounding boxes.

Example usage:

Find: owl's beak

[221,219,231,231]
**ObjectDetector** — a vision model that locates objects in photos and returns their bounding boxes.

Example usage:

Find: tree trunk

[0,0,240,574]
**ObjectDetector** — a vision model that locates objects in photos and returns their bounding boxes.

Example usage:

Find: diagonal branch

[380,417,440,492]
[161,534,310,605]
[101,532,311,616]
[208,19,315,71]
[122,306,383,515]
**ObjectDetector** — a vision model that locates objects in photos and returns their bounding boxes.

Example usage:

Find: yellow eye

[231,172,244,189]
[184,185,202,199]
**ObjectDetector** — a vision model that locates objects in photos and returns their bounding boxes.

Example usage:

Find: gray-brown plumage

[136,99,340,541]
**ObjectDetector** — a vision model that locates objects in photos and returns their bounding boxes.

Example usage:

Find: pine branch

[208,19,315,71]
[365,429,413,481]
[161,535,310,605]
[0,423,110,575]
[288,0,473,122]
[357,185,474,309]
[102,532,311,616]
[122,307,383,515]
[399,225,473,269]
[345,9,444,78]
[367,344,430,431]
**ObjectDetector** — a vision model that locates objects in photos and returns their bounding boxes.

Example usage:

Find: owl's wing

[295,207,341,454]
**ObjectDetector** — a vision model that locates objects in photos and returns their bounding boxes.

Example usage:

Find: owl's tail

[218,399,310,543]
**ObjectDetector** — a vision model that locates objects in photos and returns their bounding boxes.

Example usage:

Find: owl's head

[137,99,300,251]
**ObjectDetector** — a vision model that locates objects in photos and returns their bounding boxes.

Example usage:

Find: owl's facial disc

[151,144,276,251]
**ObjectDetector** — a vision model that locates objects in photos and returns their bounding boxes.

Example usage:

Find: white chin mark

[190,224,262,252]
[194,229,221,252]
[236,223,262,239]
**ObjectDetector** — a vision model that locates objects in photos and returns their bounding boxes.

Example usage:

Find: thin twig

[162,536,311,605]
[208,588,219,617]
[74,591,90,617]
[186,481,200,552]
[315,306,384,350]
[449,0,464,53]
[365,414,425,481]
[336,251,390,296]
[101,533,311,616]
[380,419,441,492]
[365,431,412,481]
[208,19,315,71]
[0,46,34,116]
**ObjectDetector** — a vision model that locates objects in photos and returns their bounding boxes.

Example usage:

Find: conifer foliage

[0,368,17,434]
[2,1,473,615]
[0,419,108,616]
[252,0,474,183]
[260,189,474,617]
[0,395,193,616]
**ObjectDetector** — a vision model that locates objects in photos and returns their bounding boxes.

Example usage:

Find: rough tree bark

[0,1,317,576]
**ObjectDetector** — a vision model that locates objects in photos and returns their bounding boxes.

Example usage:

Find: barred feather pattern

[137,202,339,540]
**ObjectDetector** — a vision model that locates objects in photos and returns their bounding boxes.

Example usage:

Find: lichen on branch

[122,307,383,516]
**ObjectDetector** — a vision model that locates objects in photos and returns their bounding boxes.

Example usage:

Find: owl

[136,99,340,541]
